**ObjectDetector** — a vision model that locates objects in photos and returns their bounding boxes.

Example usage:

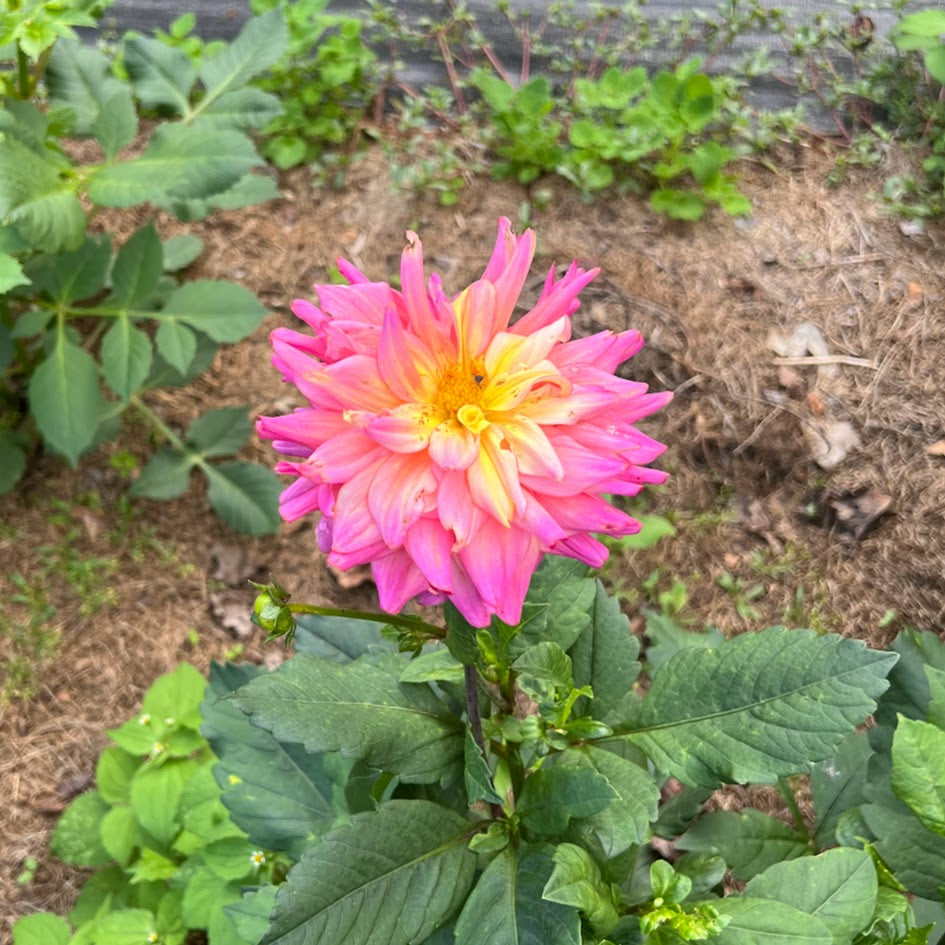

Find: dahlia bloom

[258,219,671,627]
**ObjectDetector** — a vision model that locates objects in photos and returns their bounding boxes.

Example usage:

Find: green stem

[777,777,813,849]
[465,664,486,755]
[16,44,31,99]
[129,394,190,453]
[287,602,444,638]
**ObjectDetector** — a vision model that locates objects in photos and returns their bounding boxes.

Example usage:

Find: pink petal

[336,257,371,284]
[481,217,519,282]
[372,550,430,614]
[513,264,600,335]
[404,518,454,591]
[494,417,563,479]
[257,408,349,452]
[377,307,438,402]
[539,493,641,536]
[429,420,479,470]
[550,329,644,373]
[467,426,526,526]
[368,452,438,546]
[490,228,537,331]
[366,404,438,453]
[437,469,487,548]
[278,477,322,522]
[453,280,497,361]
[446,559,493,628]
[554,533,609,568]
[321,355,401,412]
[310,430,386,483]
[400,231,437,335]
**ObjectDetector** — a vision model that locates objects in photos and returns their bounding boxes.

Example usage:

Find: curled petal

[400,231,437,334]
[467,426,526,526]
[490,228,537,331]
[368,452,438,546]
[554,533,610,568]
[513,264,599,335]
[366,403,438,453]
[257,408,350,453]
[404,518,454,592]
[550,329,644,374]
[429,420,479,470]
[372,550,431,614]
[452,280,497,362]
[437,469,487,548]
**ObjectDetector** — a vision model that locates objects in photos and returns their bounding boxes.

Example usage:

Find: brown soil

[2,141,944,936]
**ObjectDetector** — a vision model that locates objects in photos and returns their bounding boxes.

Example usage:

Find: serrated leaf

[0,251,28,291]
[570,581,640,718]
[204,461,282,535]
[31,235,111,303]
[225,885,279,943]
[97,746,140,805]
[28,335,103,465]
[201,662,338,858]
[677,809,807,881]
[51,791,113,867]
[186,406,251,457]
[744,848,876,941]
[101,318,152,400]
[87,124,260,208]
[93,908,158,943]
[100,804,137,865]
[260,800,475,945]
[0,138,84,252]
[891,716,945,837]
[182,867,243,930]
[122,32,195,113]
[193,86,283,131]
[713,897,833,945]
[197,10,288,109]
[293,612,395,663]
[513,641,573,703]
[45,39,128,135]
[925,665,945,729]
[92,88,138,160]
[618,627,896,787]
[154,319,198,376]
[129,446,194,500]
[811,730,872,849]
[517,764,618,834]
[235,652,464,783]
[544,842,619,934]
[169,171,280,221]
[556,746,658,857]
[454,844,580,945]
[129,758,199,847]
[162,234,203,272]
[12,914,71,945]
[156,279,266,343]
[142,662,206,728]
[109,224,163,309]
[641,610,724,674]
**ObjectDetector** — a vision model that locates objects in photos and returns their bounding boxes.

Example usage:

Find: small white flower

[138,713,151,725]
[164,717,175,726]
[147,933,159,944]
[250,850,267,868]
[151,742,165,755]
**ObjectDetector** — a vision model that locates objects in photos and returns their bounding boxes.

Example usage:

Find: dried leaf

[807,420,861,470]
[209,589,255,638]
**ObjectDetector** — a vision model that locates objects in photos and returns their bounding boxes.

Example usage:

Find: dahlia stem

[465,664,487,755]
[286,603,444,638]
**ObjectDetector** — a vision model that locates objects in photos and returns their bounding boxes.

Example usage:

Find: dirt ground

[2,140,944,934]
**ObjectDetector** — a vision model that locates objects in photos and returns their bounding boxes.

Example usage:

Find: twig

[773,355,877,369]
[790,253,886,270]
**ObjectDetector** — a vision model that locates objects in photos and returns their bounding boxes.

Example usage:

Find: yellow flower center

[435,365,484,416]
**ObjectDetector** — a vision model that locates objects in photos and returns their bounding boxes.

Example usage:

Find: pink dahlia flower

[258,219,671,627]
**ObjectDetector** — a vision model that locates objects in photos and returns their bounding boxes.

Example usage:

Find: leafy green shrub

[0,11,288,531]
[472,59,750,219]
[249,0,378,170]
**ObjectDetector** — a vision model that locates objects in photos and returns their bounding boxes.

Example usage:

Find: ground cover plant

[4,0,945,941]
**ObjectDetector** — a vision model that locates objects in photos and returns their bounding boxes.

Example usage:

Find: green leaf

[154,320,198,376]
[616,514,676,550]
[556,746,658,857]
[186,406,251,457]
[891,716,945,837]
[45,39,129,135]
[195,87,283,130]
[641,610,724,674]
[0,431,28,494]
[225,885,279,944]
[197,10,288,109]
[400,648,465,685]
[811,731,872,849]
[129,447,194,500]
[182,867,243,929]
[543,842,619,934]
[203,461,282,536]
[96,746,141,805]
[0,138,85,252]
[293,612,394,663]
[31,235,111,303]
[260,800,475,945]
[517,763,618,834]
[925,665,945,729]
[570,581,641,718]
[170,171,280,221]
[201,661,337,858]
[122,32,195,113]
[713,897,832,945]
[101,318,152,400]
[28,335,103,465]
[12,914,71,945]
[100,804,137,865]
[87,125,261,208]
[202,836,257,881]
[744,848,877,942]
[68,865,129,925]
[513,641,573,703]
[92,89,138,160]
[677,809,807,881]
[142,662,206,728]
[464,728,502,806]
[0,251,28,292]
[12,308,54,339]
[619,627,896,787]
[51,790,112,867]
[156,279,266,343]
[235,653,464,783]
[162,235,204,272]
[454,844,580,945]
[129,758,199,847]
[110,224,164,309]
[91,909,159,945]
[650,188,706,221]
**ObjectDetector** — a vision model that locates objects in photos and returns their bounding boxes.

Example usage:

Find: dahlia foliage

[258,219,671,627]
